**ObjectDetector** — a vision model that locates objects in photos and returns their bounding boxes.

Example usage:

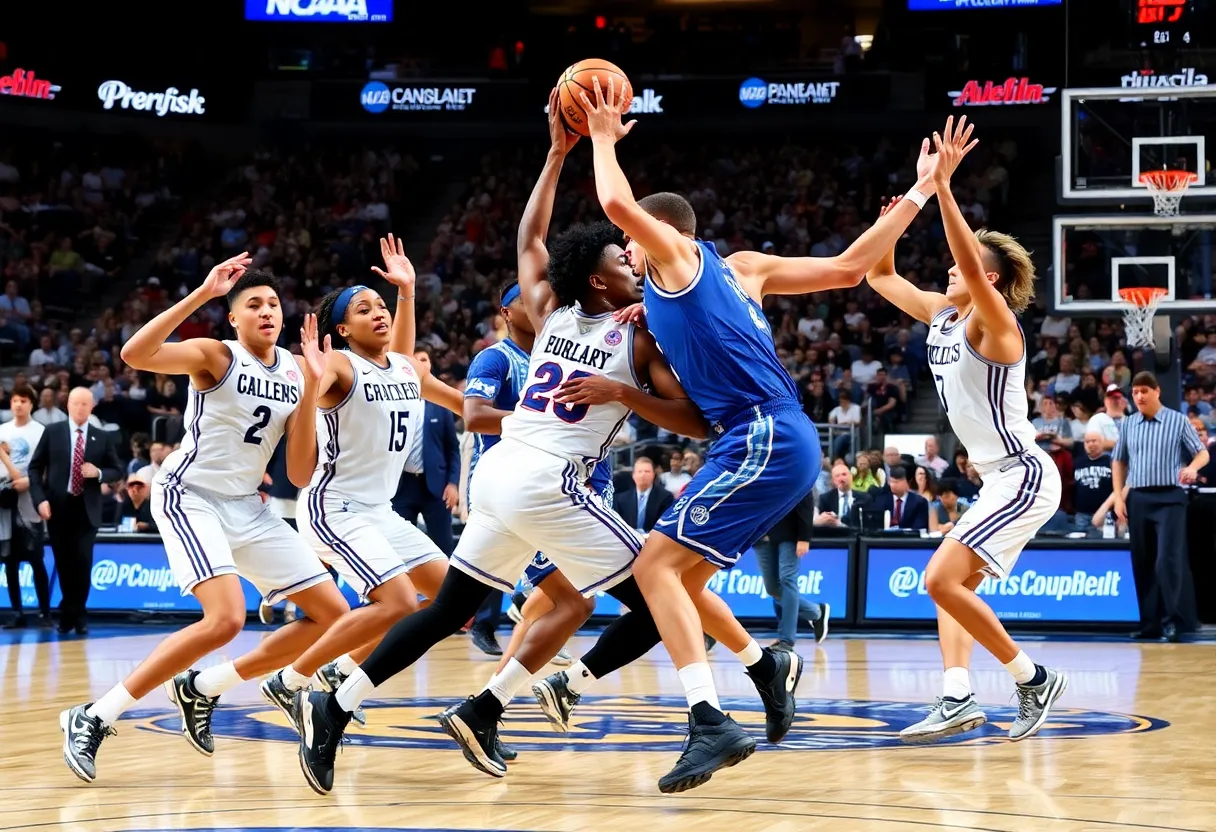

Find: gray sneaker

[900,696,987,744]
[313,661,367,728]
[551,646,575,667]
[1010,667,1068,741]
[260,671,301,734]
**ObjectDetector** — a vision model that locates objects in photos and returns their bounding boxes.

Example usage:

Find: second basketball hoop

[1139,169,1198,218]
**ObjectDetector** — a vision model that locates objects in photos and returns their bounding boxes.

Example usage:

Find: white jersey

[502,303,639,472]
[0,418,45,533]
[926,307,1038,471]
[309,350,424,504]
[159,340,302,497]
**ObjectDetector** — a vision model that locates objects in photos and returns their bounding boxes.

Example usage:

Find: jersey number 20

[521,362,591,423]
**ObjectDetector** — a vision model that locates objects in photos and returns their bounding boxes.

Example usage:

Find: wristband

[903,187,930,210]
[398,294,414,302]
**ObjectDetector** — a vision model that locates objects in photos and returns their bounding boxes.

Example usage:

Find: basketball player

[575,78,957,791]
[260,236,466,729]
[294,214,720,793]
[60,255,353,783]
[864,116,1066,743]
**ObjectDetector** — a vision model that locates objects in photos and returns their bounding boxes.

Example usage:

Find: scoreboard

[1129,0,1210,48]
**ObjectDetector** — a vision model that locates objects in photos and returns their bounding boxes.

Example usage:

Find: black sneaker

[164,670,219,756]
[768,638,795,653]
[296,690,350,795]
[470,626,503,656]
[812,603,831,643]
[437,696,507,778]
[314,661,367,727]
[59,703,116,783]
[3,614,27,629]
[260,671,300,734]
[746,647,804,744]
[495,733,518,762]
[657,709,756,794]
[532,671,580,733]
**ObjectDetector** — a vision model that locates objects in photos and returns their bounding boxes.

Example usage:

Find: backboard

[1051,213,1216,314]
[1061,83,1216,202]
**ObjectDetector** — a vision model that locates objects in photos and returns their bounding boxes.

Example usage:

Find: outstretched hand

[371,234,416,292]
[931,115,979,186]
[579,76,636,144]
[548,87,580,155]
[299,313,332,381]
[201,252,252,299]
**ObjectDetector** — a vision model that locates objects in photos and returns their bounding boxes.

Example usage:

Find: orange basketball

[556,59,633,137]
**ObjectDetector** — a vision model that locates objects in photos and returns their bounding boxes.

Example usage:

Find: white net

[1141,171,1195,218]
[1120,291,1165,349]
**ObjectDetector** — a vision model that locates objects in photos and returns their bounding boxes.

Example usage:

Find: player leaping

[865,116,1066,744]
[578,77,956,792]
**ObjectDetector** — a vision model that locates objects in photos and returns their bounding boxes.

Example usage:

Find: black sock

[361,569,490,686]
[471,689,505,722]
[582,578,661,678]
[748,648,777,681]
[1026,665,1047,687]
[691,701,727,724]
[325,692,350,723]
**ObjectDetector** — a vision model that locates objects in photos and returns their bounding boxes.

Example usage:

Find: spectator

[136,441,170,483]
[1053,354,1081,395]
[958,462,983,501]
[659,449,691,496]
[1073,432,1114,537]
[851,454,881,492]
[929,478,969,534]
[916,436,949,476]
[614,457,673,534]
[828,388,862,460]
[1085,385,1125,451]
[33,388,66,426]
[815,462,871,528]
[0,385,50,628]
[881,446,903,478]
[869,466,929,531]
[914,465,939,501]
[1102,349,1132,389]
[802,378,833,425]
[851,347,882,386]
[119,470,157,533]
[1033,394,1074,452]
[1068,399,1094,445]
[868,368,900,434]
[943,446,968,480]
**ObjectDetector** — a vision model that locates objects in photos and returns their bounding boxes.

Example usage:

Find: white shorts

[451,438,640,596]
[297,490,446,602]
[152,481,332,604]
[947,449,1063,578]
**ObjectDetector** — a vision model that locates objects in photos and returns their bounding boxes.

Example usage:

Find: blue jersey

[588,458,614,503]
[464,336,531,475]
[643,240,800,427]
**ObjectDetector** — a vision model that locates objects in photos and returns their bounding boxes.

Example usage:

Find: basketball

[556,58,633,137]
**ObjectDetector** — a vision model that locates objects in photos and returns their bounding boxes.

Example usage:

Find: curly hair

[315,288,350,351]
[226,269,282,308]
[976,229,1035,314]
[546,221,624,310]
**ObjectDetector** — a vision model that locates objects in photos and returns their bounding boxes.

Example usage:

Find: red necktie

[69,428,85,496]
[893,497,902,526]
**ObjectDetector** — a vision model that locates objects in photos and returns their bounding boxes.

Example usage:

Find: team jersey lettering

[541,334,613,370]
[363,380,421,403]
[236,374,301,404]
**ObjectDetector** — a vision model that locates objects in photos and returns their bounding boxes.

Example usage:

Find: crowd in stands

[5,129,1214,537]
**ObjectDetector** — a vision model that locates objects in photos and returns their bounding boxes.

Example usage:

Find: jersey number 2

[521,362,592,423]
[388,411,410,452]
[243,406,272,445]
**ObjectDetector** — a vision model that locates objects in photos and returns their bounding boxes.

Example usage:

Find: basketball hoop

[1139,169,1197,218]
[1118,287,1168,349]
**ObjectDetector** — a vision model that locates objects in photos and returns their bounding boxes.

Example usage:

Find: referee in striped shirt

[1112,372,1209,642]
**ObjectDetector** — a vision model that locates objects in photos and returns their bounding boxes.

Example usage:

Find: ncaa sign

[245,0,393,21]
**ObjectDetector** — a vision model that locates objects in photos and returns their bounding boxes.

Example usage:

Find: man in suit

[28,387,122,634]
[868,465,930,531]
[815,461,871,528]
[613,456,673,534]
[392,350,460,555]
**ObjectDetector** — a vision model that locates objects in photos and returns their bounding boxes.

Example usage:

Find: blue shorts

[653,402,820,568]
[523,552,557,587]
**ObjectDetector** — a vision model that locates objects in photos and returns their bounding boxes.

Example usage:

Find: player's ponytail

[316,289,349,351]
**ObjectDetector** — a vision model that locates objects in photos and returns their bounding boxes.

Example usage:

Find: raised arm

[727,140,938,300]
[552,328,710,440]
[285,314,334,488]
[581,78,700,287]
[407,354,464,417]
[119,253,251,386]
[370,234,417,356]
[864,196,952,324]
[518,89,580,329]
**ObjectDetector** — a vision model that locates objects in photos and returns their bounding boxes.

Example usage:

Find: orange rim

[1138,169,1198,190]
[1118,287,1169,307]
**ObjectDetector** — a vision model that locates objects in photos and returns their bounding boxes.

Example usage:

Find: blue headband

[333,285,370,328]
[501,283,522,308]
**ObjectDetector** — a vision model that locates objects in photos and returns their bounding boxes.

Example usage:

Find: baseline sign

[864,546,1138,622]
[542,544,851,620]
[245,0,392,21]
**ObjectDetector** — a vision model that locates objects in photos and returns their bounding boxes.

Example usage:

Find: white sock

[942,666,971,700]
[734,638,763,667]
[282,666,313,691]
[481,669,503,694]
[334,654,358,675]
[86,684,136,725]
[335,667,376,713]
[488,658,532,708]
[1004,650,1037,685]
[193,661,245,697]
[677,662,721,711]
[565,660,597,695]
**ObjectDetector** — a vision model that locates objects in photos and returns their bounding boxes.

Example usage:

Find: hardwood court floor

[1,626,1214,832]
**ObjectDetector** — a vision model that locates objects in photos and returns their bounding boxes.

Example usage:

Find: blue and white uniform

[452,304,642,596]
[927,307,1060,577]
[153,340,332,603]
[644,240,820,566]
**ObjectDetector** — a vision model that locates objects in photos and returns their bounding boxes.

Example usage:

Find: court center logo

[126,695,1166,752]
